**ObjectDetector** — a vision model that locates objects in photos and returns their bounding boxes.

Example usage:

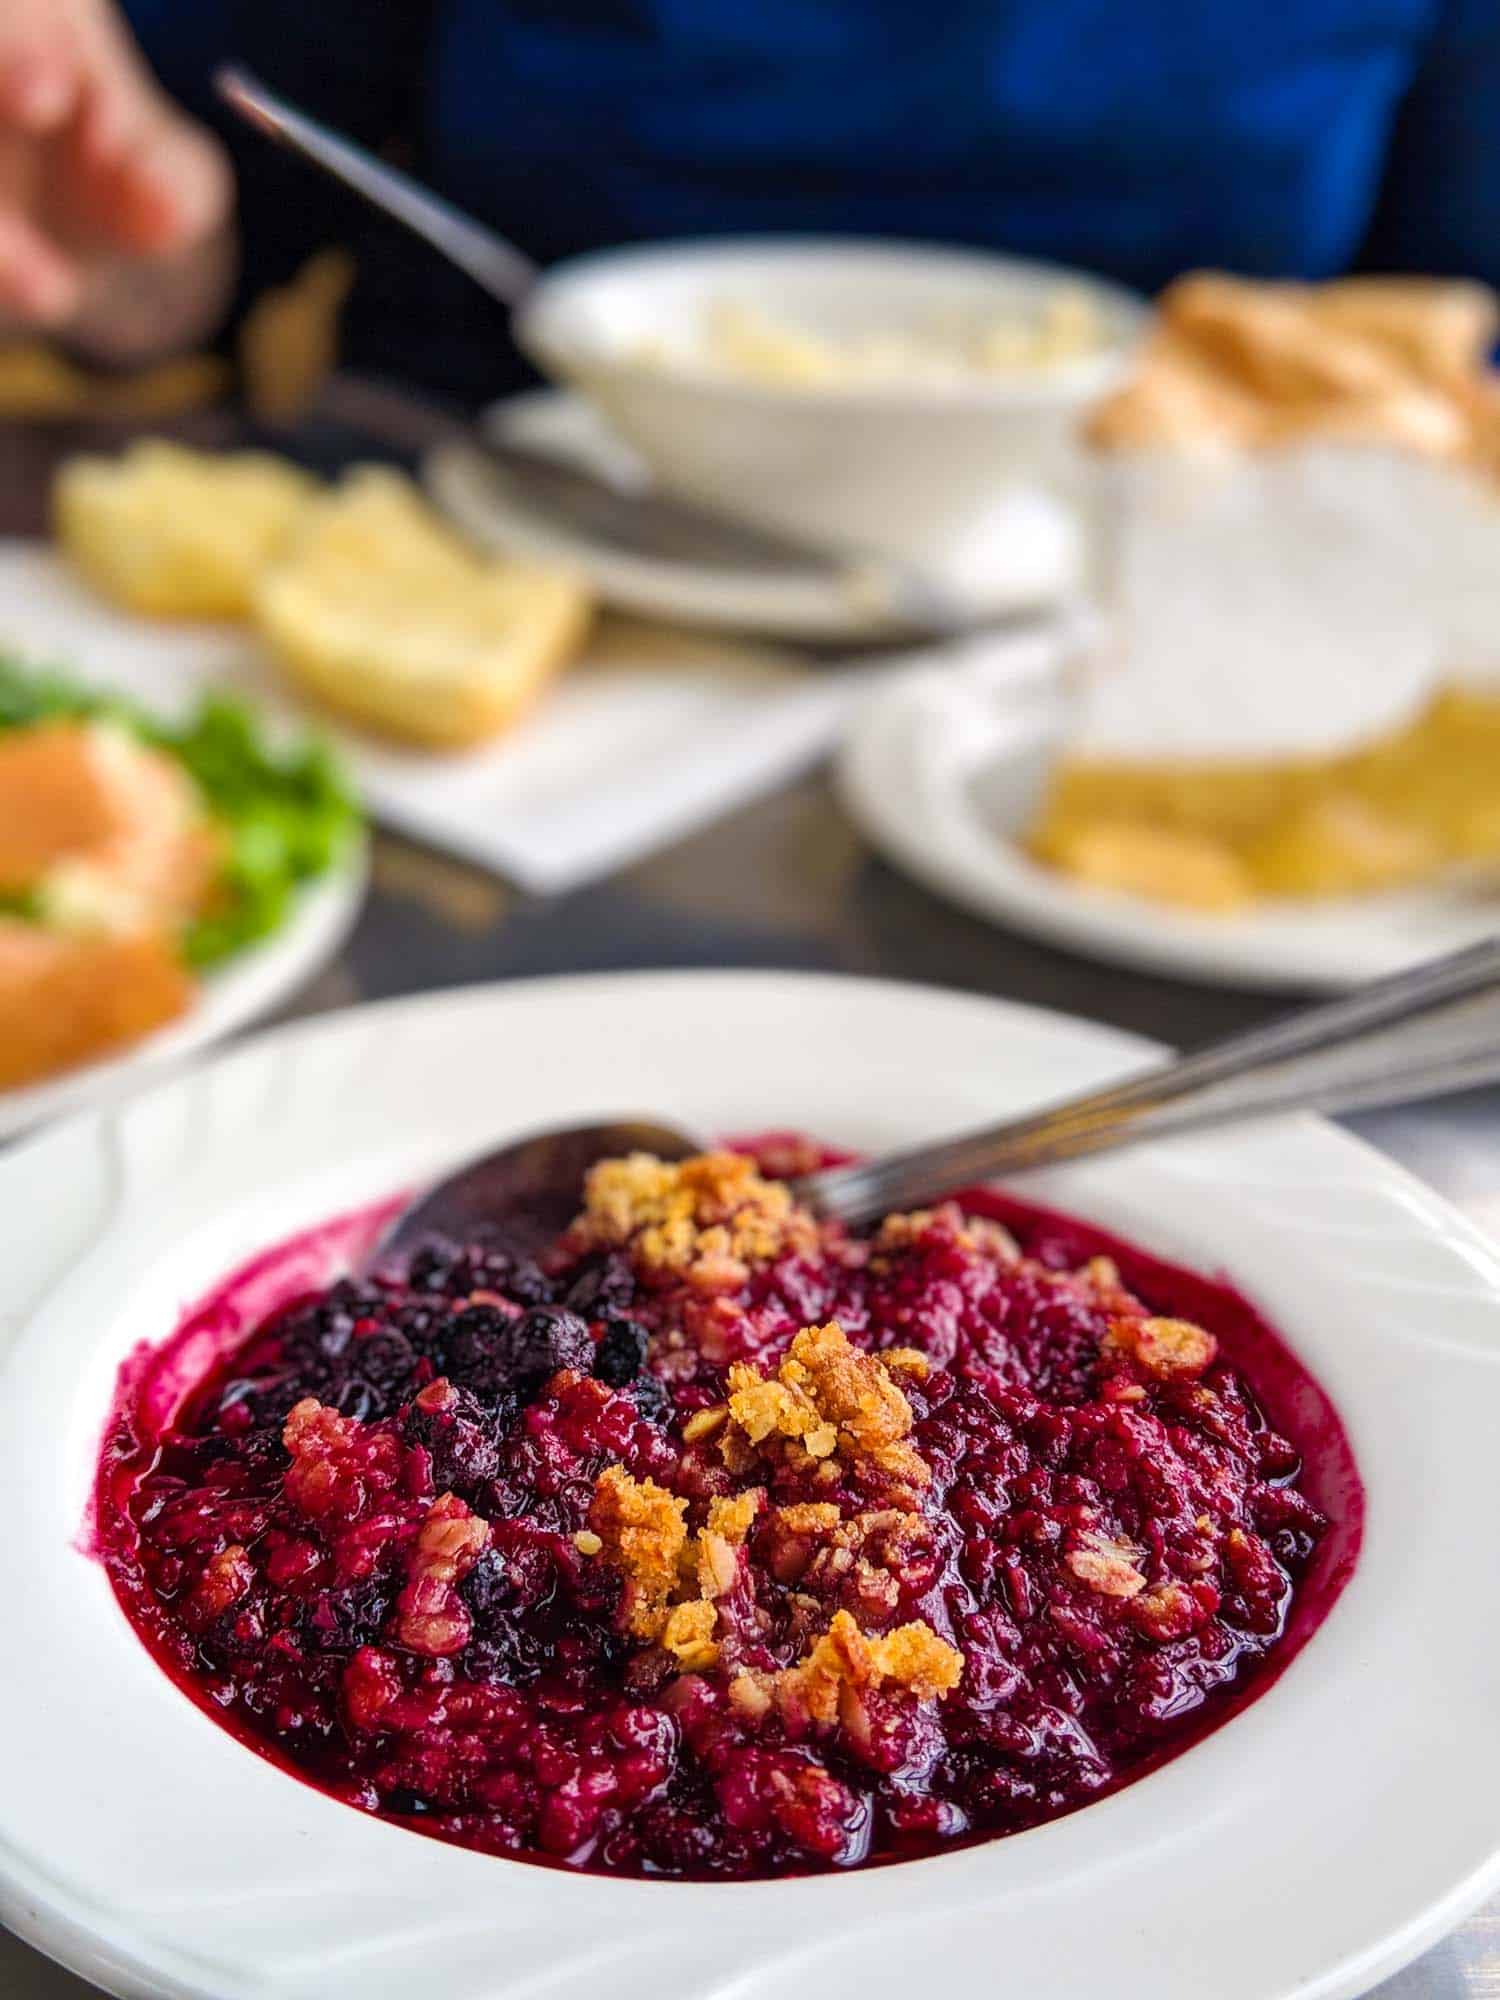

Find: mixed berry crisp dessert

[96,1138,1359,1879]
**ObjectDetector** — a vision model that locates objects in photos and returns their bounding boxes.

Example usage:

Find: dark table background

[3,386,1497,1998]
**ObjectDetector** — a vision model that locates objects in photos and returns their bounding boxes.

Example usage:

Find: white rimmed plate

[1,970,1498,2000]
[839,652,1500,992]
[0,844,366,1139]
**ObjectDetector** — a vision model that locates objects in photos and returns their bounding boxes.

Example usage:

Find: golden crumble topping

[1104,1314,1219,1380]
[874,1203,1019,1263]
[681,1404,729,1444]
[774,1502,843,1536]
[573,1150,815,1289]
[761,1503,935,1624]
[660,1598,719,1670]
[728,1669,774,1722]
[587,1466,689,1639]
[586,1467,765,1665]
[723,1322,929,1488]
[694,1529,740,1602]
[726,1366,838,1462]
[705,1490,762,1545]
[881,1347,930,1380]
[775,1608,963,1727]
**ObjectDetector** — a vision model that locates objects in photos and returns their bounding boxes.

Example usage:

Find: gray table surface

[3,387,1497,1996]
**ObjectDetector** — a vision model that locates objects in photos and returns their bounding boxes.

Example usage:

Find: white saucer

[425,389,1079,642]
[839,649,1500,992]
[2,972,1499,1999]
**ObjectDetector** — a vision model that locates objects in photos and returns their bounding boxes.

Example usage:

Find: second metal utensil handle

[216,65,540,306]
[796,935,1500,1225]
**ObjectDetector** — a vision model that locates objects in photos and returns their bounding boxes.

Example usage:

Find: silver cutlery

[375,932,1500,1258]
[215,63,976,638]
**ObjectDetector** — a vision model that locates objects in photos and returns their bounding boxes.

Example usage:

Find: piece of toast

[254,467,592,748]
[55,440,315,619]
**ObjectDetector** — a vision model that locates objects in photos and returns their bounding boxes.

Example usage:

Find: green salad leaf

[0,656,361,970]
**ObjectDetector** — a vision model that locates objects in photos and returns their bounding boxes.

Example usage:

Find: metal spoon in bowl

[213,64,977,639]
[375,933,1500,1264]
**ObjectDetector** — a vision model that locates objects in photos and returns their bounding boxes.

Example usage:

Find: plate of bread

[25,436,842,894]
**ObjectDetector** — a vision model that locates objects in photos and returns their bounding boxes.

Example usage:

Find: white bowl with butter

[516,238,1145,603]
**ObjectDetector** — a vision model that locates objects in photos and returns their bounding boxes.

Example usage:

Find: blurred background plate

[838,648,1500,993]
[428,388,1082,639]
[0,837,366,1140]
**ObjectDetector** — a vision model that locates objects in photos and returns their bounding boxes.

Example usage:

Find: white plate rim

[1,969,1499,2000]
[838,657,1500,993]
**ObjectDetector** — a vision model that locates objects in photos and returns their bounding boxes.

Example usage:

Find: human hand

[0,0,233,327]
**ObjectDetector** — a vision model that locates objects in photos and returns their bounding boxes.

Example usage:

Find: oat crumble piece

[396,1492,490,1657]
[726,1365,838,1460]
[881,1347,930,1379]
[681,1404,728,1444]
[729,1668,774,1722]
[705,1489,763,1544]
[1066,1529,1148,1599]
[573,1150,816,1288]
[776,1608,963,1726]
[775,1502,843,1535]
[588,1471,760,1657]
[189,1543,255,1621]
[1131,1581,1205,1642]
[1104,1313,1218,1380]
[874,1203,1019,1262]
[661,1597,720,1669]
[724,1322,929,1487]
[588,1465,689,1639]
[280,1396,396,1521]
[695,1530,740,1601]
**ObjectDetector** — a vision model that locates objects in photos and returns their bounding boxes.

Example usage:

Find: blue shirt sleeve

[1359,0,1500,286]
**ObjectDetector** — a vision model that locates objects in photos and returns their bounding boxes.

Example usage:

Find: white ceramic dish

[2,971,1500,2000]
[516,238,1144,572]
[427,390,1083,636]
[839,650,1500,992]
[0,841,366,1139]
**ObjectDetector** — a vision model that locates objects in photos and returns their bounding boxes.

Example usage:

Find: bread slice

[0,921,193,1090]
[55,440,315,618]
[254,467,591,747]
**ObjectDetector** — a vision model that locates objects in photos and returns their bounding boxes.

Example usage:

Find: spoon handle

[215,66,540,307]
[795,935,1500,1224]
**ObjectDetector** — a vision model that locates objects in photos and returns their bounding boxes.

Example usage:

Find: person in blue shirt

[1,0,1498,405]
